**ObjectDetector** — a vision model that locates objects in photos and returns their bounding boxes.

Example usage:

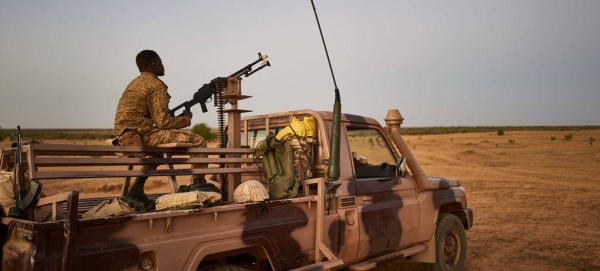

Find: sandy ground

[376,130,600,271]
[2,129,599,271]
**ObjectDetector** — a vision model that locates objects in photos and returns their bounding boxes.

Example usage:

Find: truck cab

[241,109,473,270]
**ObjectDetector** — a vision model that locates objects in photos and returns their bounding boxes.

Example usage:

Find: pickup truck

[0,107,473,271]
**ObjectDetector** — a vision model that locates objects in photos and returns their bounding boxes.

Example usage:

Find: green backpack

[254,132,299,200]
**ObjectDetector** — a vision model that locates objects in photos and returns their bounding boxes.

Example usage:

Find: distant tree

[497,129,504,136]
[191,123,218,142]
[564,134,573,141]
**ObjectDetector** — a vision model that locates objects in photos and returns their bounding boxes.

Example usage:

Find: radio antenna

[310,0,340,102]
[310,0,342,215]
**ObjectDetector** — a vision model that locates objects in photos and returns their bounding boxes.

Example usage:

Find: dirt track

[377,130,600,271]
[3,129,599,271]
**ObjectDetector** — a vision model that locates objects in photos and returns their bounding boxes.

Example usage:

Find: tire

[423,213,467,271]
[209,265,250,271]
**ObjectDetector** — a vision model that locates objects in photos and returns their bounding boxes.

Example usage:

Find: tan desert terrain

[1,129,599,271]
[377,129,600,271]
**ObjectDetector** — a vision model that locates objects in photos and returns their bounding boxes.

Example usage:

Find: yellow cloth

[155,191,221,211]
[82,198,135,218]
[276,116,316,140]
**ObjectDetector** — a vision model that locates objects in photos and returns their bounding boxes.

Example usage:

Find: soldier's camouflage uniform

[114,72,207,177]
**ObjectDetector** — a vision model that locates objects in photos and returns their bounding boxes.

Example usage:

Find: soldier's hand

[183,110,193,119]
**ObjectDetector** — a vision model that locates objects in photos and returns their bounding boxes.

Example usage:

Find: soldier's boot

[127,177,155,209]
[191,176,207,185]
[190,176,218,193]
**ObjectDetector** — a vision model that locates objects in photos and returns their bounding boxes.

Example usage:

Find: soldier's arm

[147,86,191,130]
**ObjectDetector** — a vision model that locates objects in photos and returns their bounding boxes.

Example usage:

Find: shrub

[550,136,556,141]
[590,137,596,146]
[508,139,515,144]
[564,134,573,141]
[497,129,504,136]
[191,123,218,141]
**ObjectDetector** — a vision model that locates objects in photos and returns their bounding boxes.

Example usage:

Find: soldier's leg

[144,129,208,182]
[128,155,159,206]
[126,152,159,207]
[121,131,171,207]
[127,176,154,209]
[171,130,208,182]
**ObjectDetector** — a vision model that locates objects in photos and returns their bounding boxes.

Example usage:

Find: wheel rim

[441,229,460,268]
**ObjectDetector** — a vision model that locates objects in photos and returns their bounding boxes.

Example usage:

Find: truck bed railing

[5,143,263,222]
[26,143,261,191]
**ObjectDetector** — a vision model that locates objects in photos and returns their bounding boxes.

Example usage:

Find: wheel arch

[184,237,276,271]
[411,201,467,265]
[411,212,467,269]
[438,199,470,230]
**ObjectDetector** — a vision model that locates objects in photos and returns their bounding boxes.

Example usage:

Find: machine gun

[169,53,270,200]
[8,126,43,219]
[169,52,270,117]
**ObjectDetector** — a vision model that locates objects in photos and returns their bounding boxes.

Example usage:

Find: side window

[347,128,397,178]
[241,128,281,148]
[243,130,267,148]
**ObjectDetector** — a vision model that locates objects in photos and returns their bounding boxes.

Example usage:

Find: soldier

[114,50,208,208]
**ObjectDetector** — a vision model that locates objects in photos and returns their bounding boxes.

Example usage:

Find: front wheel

[424,213,467,271]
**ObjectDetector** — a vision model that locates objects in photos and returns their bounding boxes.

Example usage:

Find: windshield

[347,128,396,167]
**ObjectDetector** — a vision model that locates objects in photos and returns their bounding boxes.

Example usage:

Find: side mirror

[397,157,406,177]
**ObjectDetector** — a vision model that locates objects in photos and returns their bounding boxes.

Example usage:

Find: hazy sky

[1,0,599,129]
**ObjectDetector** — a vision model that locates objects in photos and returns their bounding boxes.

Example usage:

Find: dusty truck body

[0,108,473,271]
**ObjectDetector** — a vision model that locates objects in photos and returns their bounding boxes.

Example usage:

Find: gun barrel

[15,126,21,165]
[229,58,262,78]
[229,52,269,78]
[246,61,271,77]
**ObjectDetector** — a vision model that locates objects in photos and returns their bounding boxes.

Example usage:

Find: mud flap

[409,234,436,263]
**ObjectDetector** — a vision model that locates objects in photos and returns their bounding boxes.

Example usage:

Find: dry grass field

[1,129,598,271]
[377,129,600,271]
